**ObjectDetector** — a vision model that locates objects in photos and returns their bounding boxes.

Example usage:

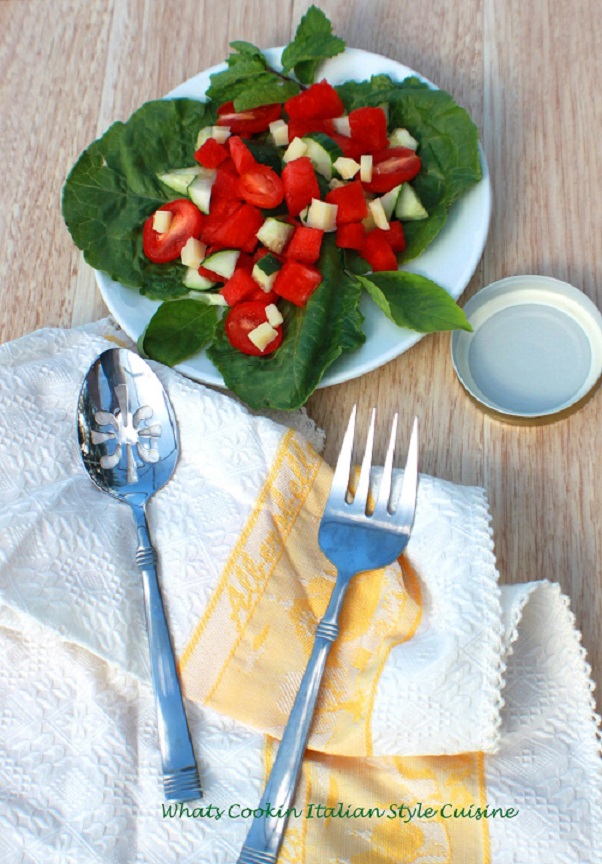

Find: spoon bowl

[78,348,201,802]
[78,348,178,500]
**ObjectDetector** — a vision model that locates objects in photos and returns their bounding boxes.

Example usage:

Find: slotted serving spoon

[77,347,201,802]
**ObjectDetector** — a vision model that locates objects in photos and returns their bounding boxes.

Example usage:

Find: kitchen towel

[0,320,600,863]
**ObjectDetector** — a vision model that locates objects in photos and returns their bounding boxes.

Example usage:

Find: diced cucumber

[379,184,403,220]
[188,172,216,214]
[252,253,282,291]
[185,290,228,306]
[183,268,216,291]
[301,133,343,180]
[388,128,419,151]
[395,184,428,221]
[202,248,240,279]
[157,166,204,195]
[256,218,294,254]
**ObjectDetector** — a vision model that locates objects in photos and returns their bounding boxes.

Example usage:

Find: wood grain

[0,0,601,696]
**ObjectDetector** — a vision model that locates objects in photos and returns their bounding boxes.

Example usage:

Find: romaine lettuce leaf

[336,75,482,261]
[62,98,216,300]
[207,237,365,410]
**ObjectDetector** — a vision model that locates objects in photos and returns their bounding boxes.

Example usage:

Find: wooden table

[1,0,601,699]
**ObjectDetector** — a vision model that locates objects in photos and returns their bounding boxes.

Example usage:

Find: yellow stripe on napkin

[266,739,490,864]
[180,429,420,755]
[179,429,489,861]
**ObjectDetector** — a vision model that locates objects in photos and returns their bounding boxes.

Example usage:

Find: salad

[62,6,483,410]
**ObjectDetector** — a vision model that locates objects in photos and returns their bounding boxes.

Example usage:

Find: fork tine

[396,417,419,525]
[374,412,398,513]
[353,407,376,510]
[330,404,357,500]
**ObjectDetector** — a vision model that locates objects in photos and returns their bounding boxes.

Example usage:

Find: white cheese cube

[180,237,207,269]
[368,198,390,230]
[360,154,373,183]
[265,303,284,327]
[332,116,351,136]
[333,156,360,179]
[152,210,173,233]
[305,199,338,232]
[212,125,231,143]
[269,119,289,147]
[283,136,307,163]
[248,321,279,352]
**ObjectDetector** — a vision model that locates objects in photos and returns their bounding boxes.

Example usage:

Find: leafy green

[207,238,365,410]
[281,5,346,85]
[62,8,484,411]
[207,42,299,111]
[356,271,472,333]
[62,98,216,300]
[141,299,219,366]
[336,75,482,261]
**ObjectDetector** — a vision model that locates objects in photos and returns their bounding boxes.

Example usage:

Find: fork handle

[237,577,350,864]
[132,503,202,802]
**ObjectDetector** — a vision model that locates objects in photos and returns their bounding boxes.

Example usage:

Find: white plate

[96,48,492,389]
[451,275,602,422]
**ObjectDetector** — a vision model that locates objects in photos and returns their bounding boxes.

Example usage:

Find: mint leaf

[142,299,218,366]
[62,98,216,301]
[207,42,299,111]
[281,6,346,85]
[207,237,365,410]
[356,271,472,333]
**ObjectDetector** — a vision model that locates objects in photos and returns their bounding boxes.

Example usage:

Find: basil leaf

[142,299,219,366]
[207,43,299,111]
[356,271,472,333]
[207,238,365,410]
[280,5,346,84]
[62,98,216,300]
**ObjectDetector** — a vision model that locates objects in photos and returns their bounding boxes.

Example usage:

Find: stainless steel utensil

[237,406,418,864]
[77,347,201,802]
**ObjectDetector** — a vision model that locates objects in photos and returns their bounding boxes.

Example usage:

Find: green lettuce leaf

[62,98,216,300]
[207,237,365,410]
[281,5,346,85]
[207,42,300,111]
[141,299,219,366]
[356,271,472,333]
[336,75,482,261]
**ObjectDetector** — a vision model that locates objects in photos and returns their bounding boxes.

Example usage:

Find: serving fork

[237,406,419,864]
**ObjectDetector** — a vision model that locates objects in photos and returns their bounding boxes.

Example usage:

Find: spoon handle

[131,503,202,802]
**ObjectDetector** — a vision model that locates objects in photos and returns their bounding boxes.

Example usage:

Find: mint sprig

[207,43,300,111]
[281,5,346,85]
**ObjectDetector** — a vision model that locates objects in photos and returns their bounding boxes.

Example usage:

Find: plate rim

[95,45,492,390]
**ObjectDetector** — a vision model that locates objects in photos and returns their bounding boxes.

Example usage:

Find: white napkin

[0,321,600,863]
